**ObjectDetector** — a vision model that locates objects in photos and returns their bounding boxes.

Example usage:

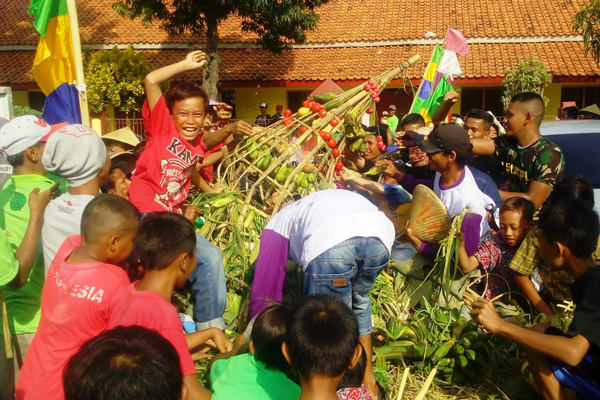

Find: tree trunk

[203,15,221,101]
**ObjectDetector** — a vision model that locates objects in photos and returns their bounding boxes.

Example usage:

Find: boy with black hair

[107,212,232,400]
[282,294,362,400]
[337,344,373,400]
[17,194,140,400]
[509,176,596,315]
[210,303,300,400]
[471,201,600,399]
[130,50,254,333]
[63,325,185,400]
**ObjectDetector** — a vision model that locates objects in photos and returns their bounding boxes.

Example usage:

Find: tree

[85,45,154,114]
[501,58,552,108]
[573,0,600,64]
[112,0,330,99]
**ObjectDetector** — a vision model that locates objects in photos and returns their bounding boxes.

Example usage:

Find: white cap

[0,115,59,156]
[42,124,107,187]
[259,103,267,108]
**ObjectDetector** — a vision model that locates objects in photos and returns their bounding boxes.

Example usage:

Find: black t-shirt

[570,265,600,378]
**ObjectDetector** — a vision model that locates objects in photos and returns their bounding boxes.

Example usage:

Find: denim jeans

[188,233,227,330]
[303,237,390,336]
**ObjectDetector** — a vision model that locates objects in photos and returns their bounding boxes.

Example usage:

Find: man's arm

[145,51,206,112]
[336,167,385,195]
[498,180,552,210]
[431,91,459,127]
[471,138,495,156]
[471,298,589,366]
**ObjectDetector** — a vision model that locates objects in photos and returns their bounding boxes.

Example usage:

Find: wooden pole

[65,0,90,126]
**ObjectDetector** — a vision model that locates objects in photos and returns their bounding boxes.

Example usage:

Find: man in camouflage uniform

[471,92,564,210]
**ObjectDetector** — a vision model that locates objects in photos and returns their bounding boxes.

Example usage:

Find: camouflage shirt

[494,135,565,193]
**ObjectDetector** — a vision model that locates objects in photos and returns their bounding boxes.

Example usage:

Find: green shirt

[387,115,399,138]
[0,174,55,334]
[210,353,300,400]
[0,232,18,286]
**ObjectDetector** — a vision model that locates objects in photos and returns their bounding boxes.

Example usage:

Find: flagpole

[65,0,90,126]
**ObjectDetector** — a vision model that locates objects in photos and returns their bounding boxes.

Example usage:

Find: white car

[539,120,600,215]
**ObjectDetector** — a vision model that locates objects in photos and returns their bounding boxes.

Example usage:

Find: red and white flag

[437,28,470,78]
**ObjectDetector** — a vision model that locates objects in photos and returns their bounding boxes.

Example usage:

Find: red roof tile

[3,42,599,86]
[0,0,591,46]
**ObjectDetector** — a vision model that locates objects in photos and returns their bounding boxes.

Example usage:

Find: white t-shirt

[265,189,395,269]
[433,166,493,242]
[41,193,95,274]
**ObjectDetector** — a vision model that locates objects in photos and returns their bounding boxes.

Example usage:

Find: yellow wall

[12,91,30,107]
[233,87,308,123]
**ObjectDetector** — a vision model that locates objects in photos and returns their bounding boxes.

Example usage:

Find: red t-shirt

[16,235,130,400]
[107,282,197,376]
[129,96,206,213]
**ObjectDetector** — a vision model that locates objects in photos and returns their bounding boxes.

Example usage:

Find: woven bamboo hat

[408,184,451,242]
[101,127,140,148]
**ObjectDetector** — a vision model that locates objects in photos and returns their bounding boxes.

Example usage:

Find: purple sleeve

[461,213,483,256]
[418,241,440,258]
[249,229,290,318]
[400,174,435,193]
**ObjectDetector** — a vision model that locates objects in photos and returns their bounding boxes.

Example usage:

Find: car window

[544,133,600,187]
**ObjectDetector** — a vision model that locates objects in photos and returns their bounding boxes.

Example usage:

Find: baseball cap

[259,103,267,108]
[418,124,471,156]
[0,115,64,156]
[276,104,283,110]
[388,105,397,110]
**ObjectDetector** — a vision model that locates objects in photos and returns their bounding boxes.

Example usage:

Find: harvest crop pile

[183,59,573,398]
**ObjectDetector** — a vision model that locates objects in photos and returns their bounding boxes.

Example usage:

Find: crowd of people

[0,49,598,400]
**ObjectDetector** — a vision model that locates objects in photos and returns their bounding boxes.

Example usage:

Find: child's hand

[184,50,207,70]
[470,298,503,334]
[227,120,254,137]
[211,328,233,353]
[28,181,59,219]
[209,183,227,193]
[183,204,200,224]
[375,159,404,181]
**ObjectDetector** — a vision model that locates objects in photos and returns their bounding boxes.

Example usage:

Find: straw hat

[101,127,140,148]
[409,184,451,242]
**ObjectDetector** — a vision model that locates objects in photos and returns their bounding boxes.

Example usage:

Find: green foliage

[501,58,552,109]
[573,0,600,64]
[112,0,329,53]
[13,105,42,118]
[85,45,153,113]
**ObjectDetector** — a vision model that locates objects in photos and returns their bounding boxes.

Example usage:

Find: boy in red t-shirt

[16,194,140,400]
[128,51,253,333]
[129,50,253,215]
[108,212,233,400]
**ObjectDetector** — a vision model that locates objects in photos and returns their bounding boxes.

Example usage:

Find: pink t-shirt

[129,96,206,213]
[17,235,130,400]
[107,282,197,376]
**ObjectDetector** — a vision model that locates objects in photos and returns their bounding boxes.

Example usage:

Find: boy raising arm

[471,201,600,400]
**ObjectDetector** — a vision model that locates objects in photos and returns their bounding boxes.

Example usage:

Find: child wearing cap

[41,124,111,272]
[0,116,62,396]
[377,124,496,259]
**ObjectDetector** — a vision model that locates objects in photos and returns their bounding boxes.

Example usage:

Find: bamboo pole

[65,0,90,126]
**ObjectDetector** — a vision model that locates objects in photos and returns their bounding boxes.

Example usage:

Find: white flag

[437,50,463,79]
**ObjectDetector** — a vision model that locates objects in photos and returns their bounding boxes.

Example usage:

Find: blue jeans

[188,233,227,330]
[303,237,390,336]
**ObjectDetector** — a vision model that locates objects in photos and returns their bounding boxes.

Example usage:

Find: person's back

[17,194,140,400]
[108,212,228,400]
[41,124,111,271]
[210,303,300,400]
